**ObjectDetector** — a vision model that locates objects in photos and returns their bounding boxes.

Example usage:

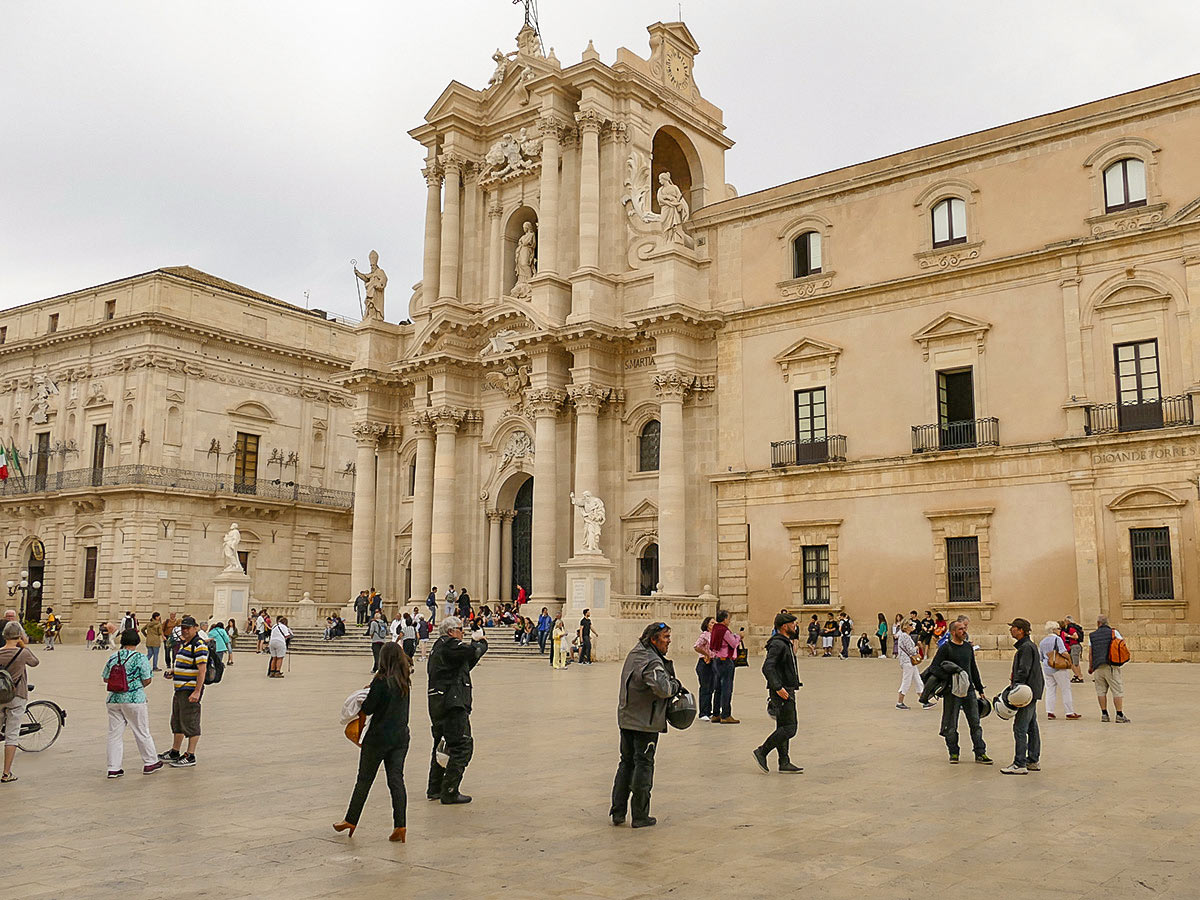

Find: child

[857,633,873,658]
[86,624,97,650]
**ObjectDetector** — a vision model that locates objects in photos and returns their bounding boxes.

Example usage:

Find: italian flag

[0,445,7,480]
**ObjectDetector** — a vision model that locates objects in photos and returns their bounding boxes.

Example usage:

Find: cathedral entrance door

[511,478,532,601]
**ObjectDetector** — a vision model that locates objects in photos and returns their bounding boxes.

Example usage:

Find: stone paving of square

[6,643,1199,900]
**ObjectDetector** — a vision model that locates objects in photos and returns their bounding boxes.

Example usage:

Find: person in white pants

[1039,621,1078,719]
[895,621,925,710]
[102,629,162,777]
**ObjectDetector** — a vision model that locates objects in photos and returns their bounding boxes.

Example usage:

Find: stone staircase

[284,626,550,661]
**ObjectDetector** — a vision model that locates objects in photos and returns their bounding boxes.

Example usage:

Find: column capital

[351,422,389,446]
[422,164,443,187]
[653,371,694,402]
[408,412,435,436]
[487,508,510,523]
[605,120,630,144]
[539,114,572,142]
[428,405,466,433]
[438,152,470,174]
[487,202,505,220]
[574,108,606,134]
[525,388,566,418]
[500,508,517,523]
[567,383,612,413]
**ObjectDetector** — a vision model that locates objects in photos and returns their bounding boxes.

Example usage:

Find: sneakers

[157,749,180,762]
[778,762,804,774]
[948,754,960,764]
[1065,714,1082,720]
[107,769,124,779]
[751,747,769,773]
[1116,713,1131,724]
[1101,711,1111,722]
[1001,764,1029,775]
[921,702,937,710]
[698,715,711,722]
[975,754,994,765]
[895,703,910,710]
[1026,762,1041,771]
[169,753,197,768]
[143,761,164,775]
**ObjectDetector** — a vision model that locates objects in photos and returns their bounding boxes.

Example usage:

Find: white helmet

[1007,684,1034,708]
[992,693,1017,720]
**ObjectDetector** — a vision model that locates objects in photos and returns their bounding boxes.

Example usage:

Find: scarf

[710,622,730,658]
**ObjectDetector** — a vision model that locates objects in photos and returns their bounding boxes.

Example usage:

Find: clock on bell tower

[648,21,700,97]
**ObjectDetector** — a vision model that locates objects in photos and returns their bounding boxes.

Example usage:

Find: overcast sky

[3,1,1200,321]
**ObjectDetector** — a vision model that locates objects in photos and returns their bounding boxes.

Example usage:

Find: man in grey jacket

[1002,617,1045,775]
[610,622,680,829]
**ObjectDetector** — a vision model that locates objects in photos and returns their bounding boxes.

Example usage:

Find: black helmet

[666,688,697,730]
[976,693,992,719]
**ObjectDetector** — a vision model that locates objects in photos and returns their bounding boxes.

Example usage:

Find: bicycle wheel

[18,700,63,752]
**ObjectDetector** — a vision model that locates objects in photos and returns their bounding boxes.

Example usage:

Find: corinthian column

[487,199,504,301]
[538,117,563,276]
[421,162,442,306]
[500,510,515,603]
[527,388,565,603]
[568,383,608,553]
[429,406,464,593]
[438,155,465,303]
[408,414,435,604]
[654,372,692,595]
[350,423,386,596]
[575,109,604,271]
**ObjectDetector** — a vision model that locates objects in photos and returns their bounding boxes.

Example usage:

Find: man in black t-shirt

[838,613,853,659]
[579,610,597,664]
[928,618,992,764]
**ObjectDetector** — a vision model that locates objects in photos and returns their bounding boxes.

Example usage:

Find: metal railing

[770,435,847,467]
[0,464,353,509]
[911,417,1000,453]
[1084,395,1193,436]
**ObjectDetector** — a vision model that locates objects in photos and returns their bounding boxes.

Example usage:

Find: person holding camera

[753,613,804,774]
[425,616,487,804]
[609,621,680,829]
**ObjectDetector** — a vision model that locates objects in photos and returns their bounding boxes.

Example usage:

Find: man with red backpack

[1088,615,1130,724]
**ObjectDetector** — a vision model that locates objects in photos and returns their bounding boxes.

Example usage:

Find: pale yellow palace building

[6,21,1200,659]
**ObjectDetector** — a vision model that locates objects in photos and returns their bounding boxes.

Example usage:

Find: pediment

[1094,283,1171,312]
[419,80,486,127]
[1108,487,1186,512]
[622,499,659,521]
[409,301,552,359]
[913,312,991,359]
[774,337,842,381]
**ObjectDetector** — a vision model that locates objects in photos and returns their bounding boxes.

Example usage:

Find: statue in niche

[656,172,691,247]
[222,522,244,573]
[30,373,58,425]
[511,221,537,299]
[354,250,388,320]
[570,491,606,554]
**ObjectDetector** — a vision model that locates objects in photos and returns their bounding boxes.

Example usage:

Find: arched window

[931,198,967,247]
[1103,158,1147,212]
[638,543,659,596]
[792,231,822,278]
[638,420,660,472]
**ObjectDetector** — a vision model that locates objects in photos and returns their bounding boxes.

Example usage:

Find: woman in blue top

[102,629,162,778]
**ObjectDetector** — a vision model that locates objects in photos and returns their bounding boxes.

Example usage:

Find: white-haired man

[426,616,488,804]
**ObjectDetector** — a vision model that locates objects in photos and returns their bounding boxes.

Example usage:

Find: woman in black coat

[334,641,412,842]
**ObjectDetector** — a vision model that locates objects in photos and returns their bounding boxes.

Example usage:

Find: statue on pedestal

[656,173,691,247]
[354,250,388,320]
[222,523,244,573]
[511,221,538,298]
[570,491,606,553]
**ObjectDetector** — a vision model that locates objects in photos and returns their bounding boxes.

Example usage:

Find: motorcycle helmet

[993,687,1019,721]
[666,688,697,730]
[976,694,992,719]
[1007,683,1034,708]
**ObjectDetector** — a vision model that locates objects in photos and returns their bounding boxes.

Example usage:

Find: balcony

[911,417,1000,453]
[0,464,354,509]
[770,435,847,467]
[1084,395,1194,436]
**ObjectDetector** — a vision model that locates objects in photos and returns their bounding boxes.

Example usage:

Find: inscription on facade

[624,355,654,370]
[1092,445,1197,465]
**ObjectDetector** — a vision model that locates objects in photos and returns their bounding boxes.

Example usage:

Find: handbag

[734,643,748,668]
[1047,649,1071,670]
[106,651,130,693]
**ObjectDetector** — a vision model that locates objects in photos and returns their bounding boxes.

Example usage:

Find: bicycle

[17,687,67,752]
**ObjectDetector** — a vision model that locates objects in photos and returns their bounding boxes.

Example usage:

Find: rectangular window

[47,313,59,333]
[1104,159,1148,211]
[35,432,50,491]
[946,536,981,602]
[105,300,116,320]
[407,459,417,497]
[234,432,260,493]
[91,423,107,486]
[83,547,98,599]
[1114,340,1163,431]
[0,326,6,344]
[932,198,967,247]
[793,387,829,462]
[937,368,976,449]
[792,232,822,278]
[1130,527,1173,600]
[802,544,830,604]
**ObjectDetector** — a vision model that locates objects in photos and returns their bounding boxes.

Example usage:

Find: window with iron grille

[1130,527,1173,600]
[638,420,660,472]
[802,544,830,604]
[946,536,981,602]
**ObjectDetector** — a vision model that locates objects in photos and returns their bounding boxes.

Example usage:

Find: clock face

[665,49,690,90]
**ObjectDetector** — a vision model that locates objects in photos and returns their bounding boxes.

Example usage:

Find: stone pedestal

[294,592,318,628]
[562,554,616,660]
[212,570,252,627]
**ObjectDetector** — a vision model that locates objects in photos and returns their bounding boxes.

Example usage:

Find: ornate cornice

[525,387,566,417]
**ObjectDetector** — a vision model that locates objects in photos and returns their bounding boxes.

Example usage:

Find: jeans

[1012,701,1041,767]
[581,635,592,664]
[164,643,175,669]
[940,688,986,757]
[610,728,656,822]
[346,741,409,827]
[696,659,714,717]
[713,658,735,719]
[538,630,548,654]
[840,636,850,658]
[371,642,383,671]
[146,646,161,670]
[759,696,797,765]
[106,703,158,769]
[427,706,473,800]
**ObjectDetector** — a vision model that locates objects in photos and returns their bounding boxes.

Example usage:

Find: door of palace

[511,478,532,600]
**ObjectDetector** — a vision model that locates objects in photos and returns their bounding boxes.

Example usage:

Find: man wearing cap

[753,613,804,774]
[158,615,207,767]
[1002,618,1044,775]
[927,617,991,764]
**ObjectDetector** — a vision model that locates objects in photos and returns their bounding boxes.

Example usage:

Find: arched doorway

[638,543,659,597]
[26,540,46,622]
[511,478,533,600]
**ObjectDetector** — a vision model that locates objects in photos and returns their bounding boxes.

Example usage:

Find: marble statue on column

[569,490,606,553]
[354,250,388,320]
[222,523,244,573]
[656,173,691,246]
[511,221,537,298]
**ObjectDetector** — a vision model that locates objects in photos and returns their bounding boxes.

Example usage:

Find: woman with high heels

[334,640,411,843]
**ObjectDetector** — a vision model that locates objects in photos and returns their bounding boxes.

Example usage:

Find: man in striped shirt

[158,615,207,768]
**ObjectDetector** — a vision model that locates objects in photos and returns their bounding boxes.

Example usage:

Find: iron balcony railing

[1084,395,1194,436]
[770,435,847,467]
[0,464,353,509]
[911,417,1000,453]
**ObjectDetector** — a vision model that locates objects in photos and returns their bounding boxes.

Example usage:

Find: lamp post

[6,570,40,622]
